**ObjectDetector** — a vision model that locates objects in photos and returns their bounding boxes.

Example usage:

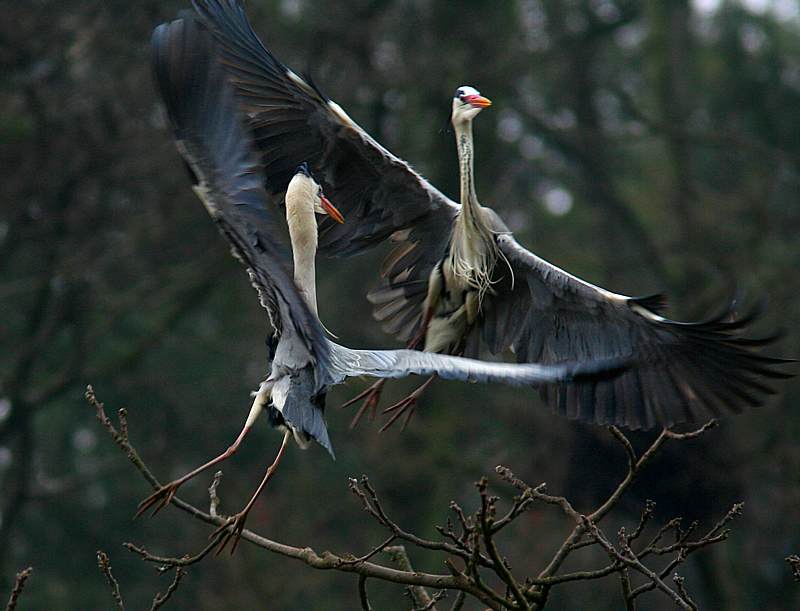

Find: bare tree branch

[448,591,466,611]
[124,539,221,571]
[149,567,185,611]
[85,387,501,608]
[4,567,32,611]
[582,519,692,610]
[88,387,734,610]
[786,555,800,582]
[96,551,125,611]
[385,546,438,610]
[357,574,372,611]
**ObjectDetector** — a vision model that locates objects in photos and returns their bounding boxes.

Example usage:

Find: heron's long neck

[448,118,498,300]
[454,119,481,226]
[285,199,319,318]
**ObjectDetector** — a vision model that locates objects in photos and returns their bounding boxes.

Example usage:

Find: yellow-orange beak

[464,94,492,108]
[320,194,345,224]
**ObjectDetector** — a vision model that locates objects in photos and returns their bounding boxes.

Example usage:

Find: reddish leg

[211,430,291,555]
[340,379,386,429]
[341,312,432,428]
[136,381,272,518]
[379,375,436,432]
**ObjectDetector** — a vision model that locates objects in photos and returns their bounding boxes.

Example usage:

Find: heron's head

[451,85,492,126]
[286,164,345,223]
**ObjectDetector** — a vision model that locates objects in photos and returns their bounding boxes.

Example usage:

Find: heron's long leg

[212,429,291,555]
[136,380,273,518]
[379,375,436,432]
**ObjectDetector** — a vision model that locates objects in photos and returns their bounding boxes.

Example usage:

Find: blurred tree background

[1,0,799,608]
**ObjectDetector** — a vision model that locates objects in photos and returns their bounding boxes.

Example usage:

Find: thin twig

[150,568,185,611]
[125,539,221,570]
[672,574,698,611]
[208,470,222,518]
[4,567,32,611]
[619,568,635,611]
[495,466,579,520]
[530,420,717,604]
[385,546,436,610]
[349,476,493,567]
[448,590,466,611]
[414,589,447,610]
[97,551,125,611]
[339,535,397,566]
[627,500,656,544]
[786,555,800,582]
[583,518,691,611]
[358,575,372,611]
[477,479,529,610]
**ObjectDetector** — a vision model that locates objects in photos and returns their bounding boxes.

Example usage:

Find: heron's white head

[451,85,492,126]
[286,163,345,224]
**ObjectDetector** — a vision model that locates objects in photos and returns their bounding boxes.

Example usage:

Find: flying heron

[188,0,793,432]
[146,15,628,552]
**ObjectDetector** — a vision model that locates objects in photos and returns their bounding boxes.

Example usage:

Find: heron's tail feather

[281,381,335,459]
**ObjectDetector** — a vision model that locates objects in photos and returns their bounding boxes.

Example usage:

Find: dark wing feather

[190,0,458,259]
[151,16,330,377]
[493,234,793,429]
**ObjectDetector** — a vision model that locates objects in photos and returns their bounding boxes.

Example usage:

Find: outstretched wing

[190,0,458,261]
[489,234,793,429]
[327,342,628,387]
[151,15,331,379]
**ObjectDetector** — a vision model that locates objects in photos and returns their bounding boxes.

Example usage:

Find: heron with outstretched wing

[146,15,627,553]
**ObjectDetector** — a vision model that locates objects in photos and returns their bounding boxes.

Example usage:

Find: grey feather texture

[152,15,333,451]
[325,343,627,387]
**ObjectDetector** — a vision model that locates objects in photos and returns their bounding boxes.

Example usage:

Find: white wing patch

[327,100,358,129]
[286,69,318,97]
[630,303,667,323]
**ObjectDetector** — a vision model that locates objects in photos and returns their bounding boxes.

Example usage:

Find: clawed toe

[378,376,435,432]
[379,397,417,432]
[135,483,180,518]
[341,381,385,429]
[211,513,249,555]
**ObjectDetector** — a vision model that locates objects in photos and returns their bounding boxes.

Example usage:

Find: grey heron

[188,0,793,432]
[145,15,627,552]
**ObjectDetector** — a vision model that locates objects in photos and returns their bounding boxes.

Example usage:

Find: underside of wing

[494,235,794,429]
[327,342,628,387]
[151,15,330,376]
[191,0,458,258]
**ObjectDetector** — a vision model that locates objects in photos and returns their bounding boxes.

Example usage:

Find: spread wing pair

[152,14,627,427]
[188,0,793,430]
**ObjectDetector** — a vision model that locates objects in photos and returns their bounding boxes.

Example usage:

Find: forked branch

[88,386,734,610]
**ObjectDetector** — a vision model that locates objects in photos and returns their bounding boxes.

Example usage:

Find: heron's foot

[135,481,182,518]
[379,376,435,432]
[211,510,251,556]
[340,379,386,429]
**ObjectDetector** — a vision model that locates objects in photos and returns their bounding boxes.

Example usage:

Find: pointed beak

[320,194,345,224]
[464,94,492,108]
